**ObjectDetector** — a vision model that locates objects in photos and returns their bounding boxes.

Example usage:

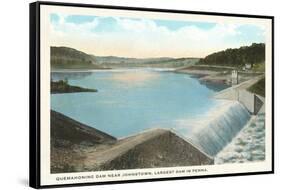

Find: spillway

[188,101,251,156]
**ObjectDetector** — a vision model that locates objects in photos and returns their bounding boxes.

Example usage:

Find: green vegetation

[252,62,265,72]
[133,58,199,68]
[51,46,105,70]
[247,77,265,97]
[197,43,265,69]
[52,43,265,71]
[51,79,97,94]
[186,65,234,72]
[51,46,199,69]
[94,56,199,68]
[99,59,194,68]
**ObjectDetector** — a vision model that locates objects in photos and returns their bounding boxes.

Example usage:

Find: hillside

[93,55,172,64]
[247,77,265,97]
[51,46,198,69]
[197,43,265,68]
[176,43,265,85]
[51,110,116,148]
[94,55,199,68]
[51,110,117,172]
[51,46,106,70]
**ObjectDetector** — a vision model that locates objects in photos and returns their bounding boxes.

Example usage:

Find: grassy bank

[247,77,265,97]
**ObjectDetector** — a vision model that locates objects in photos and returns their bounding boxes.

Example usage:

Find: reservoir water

[51,69,250,156]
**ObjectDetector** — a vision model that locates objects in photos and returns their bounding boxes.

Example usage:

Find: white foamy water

[215,112,265,164]
[183,101,251,156]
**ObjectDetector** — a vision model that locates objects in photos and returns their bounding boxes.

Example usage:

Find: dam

[187,101,251,156]
[51,69,258,171]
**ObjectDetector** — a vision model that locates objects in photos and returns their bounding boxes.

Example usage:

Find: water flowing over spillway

[215,111,265,164]
[188,101,251,157]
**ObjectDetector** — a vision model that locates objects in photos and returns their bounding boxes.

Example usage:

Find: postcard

[29,1,274,188]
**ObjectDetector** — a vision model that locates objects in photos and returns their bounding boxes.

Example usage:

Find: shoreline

[51,80,98,94]
[175,66,264,85]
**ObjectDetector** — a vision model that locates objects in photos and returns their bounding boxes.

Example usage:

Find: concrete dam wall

[189,101,251,156]
[214,77,264,115]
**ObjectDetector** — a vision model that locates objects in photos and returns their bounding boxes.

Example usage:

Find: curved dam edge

[213,76,264,114]
[51,110,214,173]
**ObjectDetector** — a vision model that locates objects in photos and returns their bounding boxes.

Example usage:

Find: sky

[50,13,265,58]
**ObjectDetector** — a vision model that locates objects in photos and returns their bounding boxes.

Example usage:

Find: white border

[40,4,273,186]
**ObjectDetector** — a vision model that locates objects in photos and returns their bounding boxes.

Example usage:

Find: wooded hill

[197,43,265,67]
[51,47,104,70]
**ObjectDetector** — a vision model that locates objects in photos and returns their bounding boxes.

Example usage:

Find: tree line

[198,43,265,67]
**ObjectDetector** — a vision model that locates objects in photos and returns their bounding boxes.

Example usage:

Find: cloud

[50,14,265,58]
[51,13,99,37]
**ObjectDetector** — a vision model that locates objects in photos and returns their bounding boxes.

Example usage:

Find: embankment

[83,129,213,171]
[51,111,117,173]
[51,110,116,147]
[51,110,213,173]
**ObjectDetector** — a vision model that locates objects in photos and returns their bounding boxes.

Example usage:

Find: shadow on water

[174,72,229,92]
[199,81,230,92]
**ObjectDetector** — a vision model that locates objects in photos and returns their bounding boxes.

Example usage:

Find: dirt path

[82,129,168,169]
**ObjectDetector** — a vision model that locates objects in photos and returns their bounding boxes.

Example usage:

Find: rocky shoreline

[51,80,97,94]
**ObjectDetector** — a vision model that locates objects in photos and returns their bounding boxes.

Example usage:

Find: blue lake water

[51,69,230,139]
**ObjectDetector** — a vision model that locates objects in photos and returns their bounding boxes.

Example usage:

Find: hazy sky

[50,13,265,58]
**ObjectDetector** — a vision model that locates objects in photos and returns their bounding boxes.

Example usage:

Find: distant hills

[197,43,265,68]
[93,55,198,68]
[51,47,105,70]
[51,43,265,70]
[51,46,198,70]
